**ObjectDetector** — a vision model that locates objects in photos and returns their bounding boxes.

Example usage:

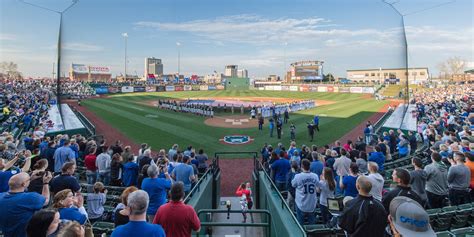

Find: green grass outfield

[82,90,387,156]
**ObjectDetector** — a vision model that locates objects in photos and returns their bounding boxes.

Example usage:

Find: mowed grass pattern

[82,90,387,156]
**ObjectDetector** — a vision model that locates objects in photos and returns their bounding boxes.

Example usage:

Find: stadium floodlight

[176,42,181,75]
[18,0,79,117]
[122,33,128,81]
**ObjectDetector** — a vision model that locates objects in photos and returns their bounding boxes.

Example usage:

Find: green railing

[196,209,272,237]
[253,156,307,237]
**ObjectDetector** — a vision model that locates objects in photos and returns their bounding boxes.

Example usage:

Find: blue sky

[0,0,472,78]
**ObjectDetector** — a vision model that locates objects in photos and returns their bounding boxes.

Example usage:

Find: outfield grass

[83,90,387,156]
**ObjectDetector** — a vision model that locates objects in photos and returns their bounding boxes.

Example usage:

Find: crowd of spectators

[260,84,473,236]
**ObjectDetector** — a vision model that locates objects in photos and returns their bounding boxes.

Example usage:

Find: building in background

[237,69,248,78]
[287,60,324,83]
[144,57,163,77]
[346,67,429,84]
[451,69,474,82]
[224,65,238,77]
[204,71,224,84]
[69,64,111,81]
[267,75,280,81]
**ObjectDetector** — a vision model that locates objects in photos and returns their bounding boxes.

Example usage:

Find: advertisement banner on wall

[89,66,111,74]
[339,87,350,93]
[281,85,290,91]
[175,86,184,91]
[95,87,108,94]
[265,86,274,91]
[274,86,282,91]
[333,87,339,93]
[156,86,166,92]
[108,87,119,93]
[300,85,309,92]
[310,85,318,92]
[361,87,375,93]
[146,86,156,92]
[134,86,146,92]
[192,85,200,91]
[258,87,265,91]
[317,86,327,92]
[216,85,225,90]
[184,85,193,91]
[289,86,298,91]
[165,86,175,91]
[121,86,134,93]
[208,85,216,90]
[327,86,334,92]
[199,85,208,91]
[350,87,363,93]
[72,64,88,73]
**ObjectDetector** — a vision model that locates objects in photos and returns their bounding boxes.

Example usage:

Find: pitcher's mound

[205,115,258,128]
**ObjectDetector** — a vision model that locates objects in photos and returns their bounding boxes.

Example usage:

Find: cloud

[62,43,104,52]
[0,33,16,41]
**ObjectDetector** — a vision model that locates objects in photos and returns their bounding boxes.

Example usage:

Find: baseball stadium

[1,0,473,237]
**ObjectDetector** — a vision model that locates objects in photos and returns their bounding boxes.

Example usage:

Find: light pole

[284,42,288,82]
[122,33,128,81]
[176,42,181,76]
[19,0,78,114]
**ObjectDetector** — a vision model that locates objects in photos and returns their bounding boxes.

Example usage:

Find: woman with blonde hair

[53,189,88,225]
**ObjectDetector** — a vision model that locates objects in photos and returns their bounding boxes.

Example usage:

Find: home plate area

[224,118,249,125]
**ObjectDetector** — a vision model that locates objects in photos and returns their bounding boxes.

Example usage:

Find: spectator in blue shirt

[0,172,52,237]
[171,156,196,193]
[271,151,291,191]
[50,162,81,194]
[141,164,172,221]
[122,156,139,187]
[0,153,32,192]
[53,140,76,174]
[310,153,324,177]
[111,190,165,237]
[339,163,359,198]
[368,146,386,173]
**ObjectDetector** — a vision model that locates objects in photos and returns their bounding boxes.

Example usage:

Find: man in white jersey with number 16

[292,159,320,225]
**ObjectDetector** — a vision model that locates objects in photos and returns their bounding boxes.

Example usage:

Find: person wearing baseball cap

[388,196,436,237]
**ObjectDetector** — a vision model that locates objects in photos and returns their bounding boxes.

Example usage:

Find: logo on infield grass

[219,135,254,145]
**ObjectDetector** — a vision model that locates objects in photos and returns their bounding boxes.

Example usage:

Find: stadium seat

[435,231,452,237]
[92,221,115,237]
[449,227,474,237]
[304,224,333,236]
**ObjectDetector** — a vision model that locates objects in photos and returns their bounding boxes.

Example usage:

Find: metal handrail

[196,209,272,237]
[253,156,307,235]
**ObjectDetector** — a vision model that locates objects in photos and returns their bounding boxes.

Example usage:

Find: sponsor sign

[310,85,318,92]
[192,85,201,91]
[274,86,282,91]
[281,85,290,91]
[333,86,339,93]
[184,85,193,91]
[208,85,216,90]
[95,87,108,94]
[216,85,225,90]
[317,86,327,92]
[265,86,274,91]
[134,86,146,92]
[339,87,350,93]
[350,87,363,93]
[289,86,298,91]
[175,86,184,91]
[165,86,175,91]
[89,66,111,74]
[121,86,134,93]
[156,86,166,92]
[362,87,375,93]
[146,86,156,92]
[300,85,309,92]
[258,87,265,91]
[327,86,334,92]
[199,85,208,91]
[108,87,119,93]
[72,64,88,73]
[219,135,254,145]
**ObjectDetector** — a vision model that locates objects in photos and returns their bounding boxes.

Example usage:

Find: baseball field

[82,90,387,156]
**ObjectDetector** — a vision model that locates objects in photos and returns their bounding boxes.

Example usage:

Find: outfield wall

[92,85,225,95]
[260,84,375,94]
